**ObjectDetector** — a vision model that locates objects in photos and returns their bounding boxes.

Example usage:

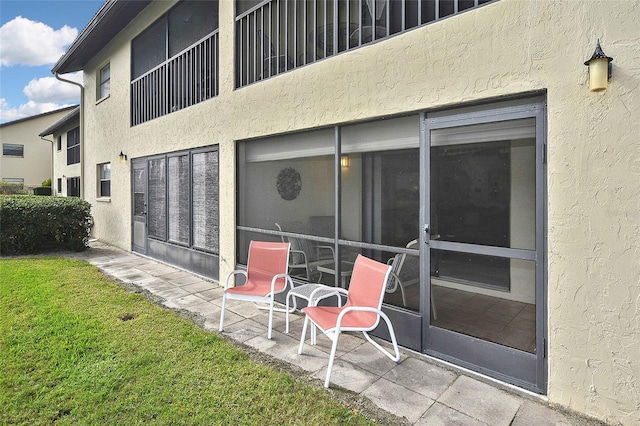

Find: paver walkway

[66,241,603,425]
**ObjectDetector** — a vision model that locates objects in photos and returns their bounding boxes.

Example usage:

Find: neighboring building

[39,107,83,197]
[0,106,77,192]
[51,1,639,424]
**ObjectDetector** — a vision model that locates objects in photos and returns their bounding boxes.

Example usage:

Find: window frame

[66,176,80,197]
[98,63,111,100]
[98,162,111,198]
[67,127,80,165]
[2,143,24,157]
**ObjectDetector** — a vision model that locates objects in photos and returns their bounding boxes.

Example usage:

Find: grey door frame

[420,99,547,394]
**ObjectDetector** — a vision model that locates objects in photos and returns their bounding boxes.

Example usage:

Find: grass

[0,257,376,425]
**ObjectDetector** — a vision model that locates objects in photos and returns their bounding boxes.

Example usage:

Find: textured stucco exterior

[75,0,639,424]
[0,108,74,188]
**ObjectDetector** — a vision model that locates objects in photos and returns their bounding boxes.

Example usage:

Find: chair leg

[218,293,227,332]
[362,312,401,362]
[324,332,340,388]
[285,293,292,334]
[298,315,310,354]
[267,297,274,340]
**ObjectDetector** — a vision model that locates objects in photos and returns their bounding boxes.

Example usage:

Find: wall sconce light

[119,150,128,164]
[341,154,350,168]
[584,39,613,92]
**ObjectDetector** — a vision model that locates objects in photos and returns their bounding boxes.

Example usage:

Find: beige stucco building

[52,0,639,424]
[0,106,76,191]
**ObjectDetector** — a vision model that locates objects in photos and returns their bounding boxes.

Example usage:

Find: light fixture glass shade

[119,151,127,164]
[341,155,349,168]
[588,58,609,91]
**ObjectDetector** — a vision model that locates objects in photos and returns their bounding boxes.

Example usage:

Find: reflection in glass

[430,119,536,290]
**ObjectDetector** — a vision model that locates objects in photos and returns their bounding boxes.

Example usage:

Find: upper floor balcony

[131,0,495,125]
[235,0,494,87]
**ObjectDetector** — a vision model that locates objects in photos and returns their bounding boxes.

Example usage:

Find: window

[57,178,62,194]
[57,136,62,151]
[98,163,111,197]
[3,143,24,157]
[67,176,80,197]
[67,127,80,165]
[237,116,420,310]
[131,0,219,125]
[98,63,110,99]
[3,178,24,186]
[145,147,219,253]
[148,157,167,240]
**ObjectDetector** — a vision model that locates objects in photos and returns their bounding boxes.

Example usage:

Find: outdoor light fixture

[341,154,350,168]
[584,39,613,92]
[119,150,128,163]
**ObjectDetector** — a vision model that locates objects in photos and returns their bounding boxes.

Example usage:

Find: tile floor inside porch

[64,241,603,426]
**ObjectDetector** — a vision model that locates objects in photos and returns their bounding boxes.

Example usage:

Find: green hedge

[0,195,94,254]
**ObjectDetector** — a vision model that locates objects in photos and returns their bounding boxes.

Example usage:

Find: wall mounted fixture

[341,154,350,168]
[119,150,128,163]
[584,39,613,92]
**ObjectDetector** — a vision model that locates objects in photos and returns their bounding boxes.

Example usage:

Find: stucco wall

[79,0,639,424]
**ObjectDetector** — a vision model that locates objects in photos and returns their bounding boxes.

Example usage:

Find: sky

[0,0,104,123]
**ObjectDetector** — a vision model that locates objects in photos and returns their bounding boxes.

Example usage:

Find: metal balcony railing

[236,0,494,88]
[131,31,219,126]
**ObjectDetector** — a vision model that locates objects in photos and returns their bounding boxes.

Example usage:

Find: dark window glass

[168,155,190,244]
[132,17,167,79]
[169,0,217,57]
[99,163,111,197]
[57,136,62,151]
[66,177,80,197]
[3,143,24,157]
[57,178,62,193]
[148,158,167,240]
[133,166,146,216]
[67,127,80,165]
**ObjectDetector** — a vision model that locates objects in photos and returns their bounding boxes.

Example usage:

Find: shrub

[33,187,52,196]
[41,178,52,187]
[0,195,93,254]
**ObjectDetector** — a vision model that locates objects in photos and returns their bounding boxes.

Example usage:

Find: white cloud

[23,73,82,103]
[0,16,78,67]
[0,72,81,123]
[0,98,74,123]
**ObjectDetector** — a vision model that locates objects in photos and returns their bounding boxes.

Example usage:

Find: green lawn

[0,257,375,425]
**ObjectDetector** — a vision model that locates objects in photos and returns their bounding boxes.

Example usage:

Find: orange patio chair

[298,254,401,388]
[219,241,294,339]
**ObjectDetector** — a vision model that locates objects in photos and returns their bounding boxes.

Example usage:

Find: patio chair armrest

[271,273,294,293]
[289,249,308,266]
[385,271,400,293]
[335,306,384,328]
[223,269,247,290]
[316,245,335,260]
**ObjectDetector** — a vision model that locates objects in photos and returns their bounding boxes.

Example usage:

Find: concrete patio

[66,240,604,425]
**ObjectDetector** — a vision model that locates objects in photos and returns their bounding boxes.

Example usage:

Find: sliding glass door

[422,99,547,393]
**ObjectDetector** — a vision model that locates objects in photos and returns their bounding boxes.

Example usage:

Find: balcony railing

[131,32,219,126]
[236,0,494,88]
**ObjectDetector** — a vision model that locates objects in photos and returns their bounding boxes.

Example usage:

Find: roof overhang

[52,0,152,75]
[39,106,80,137]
